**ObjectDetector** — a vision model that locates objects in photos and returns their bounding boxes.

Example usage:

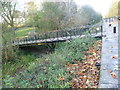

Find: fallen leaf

[66,40,102,88]
[110,72,118,78]
[112,56,118,59]
[108,71,118,78]
[108,70,112,73]
[59,77,65,80]
[111,75,118,78]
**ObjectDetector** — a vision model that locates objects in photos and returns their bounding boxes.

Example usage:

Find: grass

[3,36,98,88]
[15,27,35,38]
[2,52,36,78]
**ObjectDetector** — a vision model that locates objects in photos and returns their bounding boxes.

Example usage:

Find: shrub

[2,53,36,78]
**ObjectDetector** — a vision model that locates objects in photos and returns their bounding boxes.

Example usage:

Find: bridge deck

[13,32,102,46]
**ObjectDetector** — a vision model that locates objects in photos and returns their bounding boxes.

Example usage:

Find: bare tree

[0,0,17,27]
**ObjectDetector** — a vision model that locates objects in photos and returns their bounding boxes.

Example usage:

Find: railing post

[57,31,59,40]
[101,25,103,36]
[26,37,28,43]
[24,38,26,44]
[74,29,76,36]
[45,33,47,40]
[79,29,82,36]
[34,35,36,43]
[65,31,67,38]
[70,30,72,39]
[89,29,91,35]
[95,27,97,35]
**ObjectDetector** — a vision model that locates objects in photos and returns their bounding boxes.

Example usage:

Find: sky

[16,0,116,16]
[75,0,116,16]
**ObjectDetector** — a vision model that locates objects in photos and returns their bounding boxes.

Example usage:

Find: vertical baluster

[78,29,81,36]
[46,33,48,39]
[18,39,20,44]
[33,35,36,43]
[65,30,67,38]
[76,29,78,36]
[31,36,33,42]
[95,27,97,35]
[27,37,29,43]
[42,33,44,40]
[80,27,81,35]
[38,34,40,40]
[19,39,20,44]
[14,39,16,44]
[105,19,107,22]
[59,31,61,38]
[109,18,110,22]
[39,34,41,40]
[101,25,103,36]
[55,31,57,39]
[22,38,24,43]
[12,39,14,45]
[19,39,21,44]
[77,28,79,36]
[30,37,32,42]
[23,38,25,44]
[25,38,26,44]
[73,29,75,36]
[25,37,27,43]
[52,32,54,39]
[36,34,39,40]
[30,37,32,43]
[57,31,59,40]
[33,36,35,42]
[88,28,91,35]
[70,30,72,39]
[47,32,50,39]
[16,39,18,45]
[62,31,66,37]
[26,37,28,43]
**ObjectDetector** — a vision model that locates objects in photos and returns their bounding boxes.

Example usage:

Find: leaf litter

[66,40,102,88]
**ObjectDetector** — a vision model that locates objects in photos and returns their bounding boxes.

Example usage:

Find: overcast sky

[16,0,116,16]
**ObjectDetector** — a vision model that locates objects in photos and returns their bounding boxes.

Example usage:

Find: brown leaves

[59,77,65,80]
[108,70,118,78]
[66,40,102,88]
[111,56,118,59]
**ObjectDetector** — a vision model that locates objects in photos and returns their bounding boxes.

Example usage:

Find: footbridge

[13,16,119,46]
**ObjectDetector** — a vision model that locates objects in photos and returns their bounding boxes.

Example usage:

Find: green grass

[15,27,35,38]
[2,52,36,78]
[3,36,98,88]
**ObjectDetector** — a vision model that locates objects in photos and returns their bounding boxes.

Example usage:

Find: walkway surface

[13,33,102,46]
[99,21,120,88]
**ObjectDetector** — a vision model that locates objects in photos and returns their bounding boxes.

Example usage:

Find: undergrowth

[2,51,36,78]
[3,35,98,88]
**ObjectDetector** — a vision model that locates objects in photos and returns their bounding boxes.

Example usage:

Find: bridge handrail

[13,23,103,45]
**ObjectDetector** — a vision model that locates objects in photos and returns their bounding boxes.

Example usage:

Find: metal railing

[13,23,103,45]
